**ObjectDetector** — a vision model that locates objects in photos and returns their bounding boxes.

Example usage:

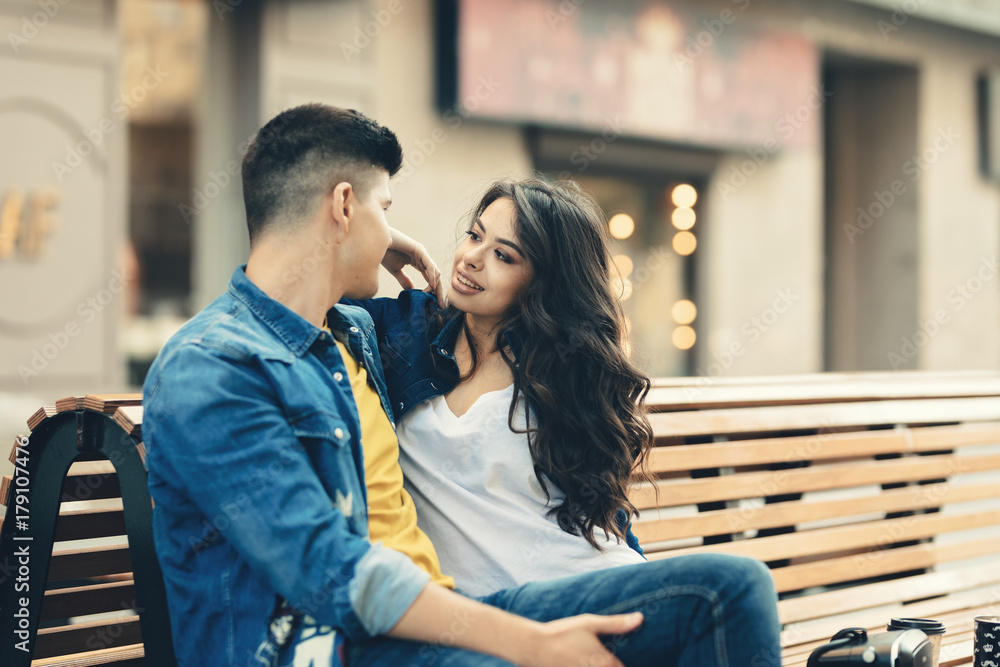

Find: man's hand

[384,228,447,308]
[389,583,642,667]
[520,613,643,667]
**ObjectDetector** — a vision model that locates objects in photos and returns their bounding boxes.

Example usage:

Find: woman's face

[449,197,533,322]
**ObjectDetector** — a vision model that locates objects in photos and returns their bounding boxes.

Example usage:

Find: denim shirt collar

[228,265,326,357]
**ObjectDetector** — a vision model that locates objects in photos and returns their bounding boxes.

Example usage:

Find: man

[143,103,780,666]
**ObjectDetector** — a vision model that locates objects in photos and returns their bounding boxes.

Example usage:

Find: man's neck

[245,234,343,328]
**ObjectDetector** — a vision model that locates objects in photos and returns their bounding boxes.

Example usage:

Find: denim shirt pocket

[289,409,352,446]
[379,336,412,377]
[288,409,366,535]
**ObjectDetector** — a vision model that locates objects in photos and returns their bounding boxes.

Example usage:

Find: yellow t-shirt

[333,339,454,589]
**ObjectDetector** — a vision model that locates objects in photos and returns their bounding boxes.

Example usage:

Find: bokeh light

[672,325,696,350]
[609,213,635,239]
[671,184,698,208]
[672,299,697,324]
[673,231,697,255]
[672,207,696,230]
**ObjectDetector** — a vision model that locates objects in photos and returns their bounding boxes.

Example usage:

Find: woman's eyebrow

[477,218,525,257]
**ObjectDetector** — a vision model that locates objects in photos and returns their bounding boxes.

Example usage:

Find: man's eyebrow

[477,218,525,257]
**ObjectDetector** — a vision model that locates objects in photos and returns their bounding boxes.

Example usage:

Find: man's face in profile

[341,169,393,299]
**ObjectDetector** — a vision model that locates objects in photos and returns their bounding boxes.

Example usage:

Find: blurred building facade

[3,0,1000,418]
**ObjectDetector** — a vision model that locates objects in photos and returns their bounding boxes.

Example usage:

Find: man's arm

[392,582,643,667]
[145,344,429,641]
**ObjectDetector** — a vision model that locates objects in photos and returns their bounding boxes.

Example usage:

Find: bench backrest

[0,394,174,667]
[4,371,1000,665]
[629,370,1000,655]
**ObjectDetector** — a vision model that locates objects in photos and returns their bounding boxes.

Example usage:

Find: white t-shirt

[397,384,645,597]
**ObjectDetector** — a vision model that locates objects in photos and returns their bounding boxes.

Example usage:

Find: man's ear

[329,182,354,240]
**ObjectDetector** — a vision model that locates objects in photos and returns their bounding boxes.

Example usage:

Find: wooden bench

[631,370,1000,667]
[0,394,175,667]
[4,371,1000,665]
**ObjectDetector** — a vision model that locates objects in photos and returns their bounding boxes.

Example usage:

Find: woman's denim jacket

[339,289,645,556]
[143,267,430,667]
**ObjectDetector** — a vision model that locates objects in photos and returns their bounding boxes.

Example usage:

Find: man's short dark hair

[241,104,403,242]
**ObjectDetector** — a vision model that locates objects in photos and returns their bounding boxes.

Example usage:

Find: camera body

[807,627,934,666]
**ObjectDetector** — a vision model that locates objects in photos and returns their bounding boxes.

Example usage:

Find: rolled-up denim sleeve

[144,343,429,640]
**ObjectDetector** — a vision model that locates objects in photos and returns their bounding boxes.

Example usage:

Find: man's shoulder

[147,293,293,386]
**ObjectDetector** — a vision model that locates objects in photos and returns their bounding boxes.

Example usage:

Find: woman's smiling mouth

[455,272,484,291]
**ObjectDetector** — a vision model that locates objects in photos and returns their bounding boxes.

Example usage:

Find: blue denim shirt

[143,267,430,667]
[338,289,644,556]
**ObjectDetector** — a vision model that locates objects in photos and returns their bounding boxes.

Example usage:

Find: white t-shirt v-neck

[397,384,644,597]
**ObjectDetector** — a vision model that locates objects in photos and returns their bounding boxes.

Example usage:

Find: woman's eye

[465,230,482,242]
[495,249,512,264]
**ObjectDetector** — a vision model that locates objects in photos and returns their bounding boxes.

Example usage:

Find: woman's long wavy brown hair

[431,178,655,549]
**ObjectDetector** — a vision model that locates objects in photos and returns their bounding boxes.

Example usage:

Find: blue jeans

[344,554,781,666]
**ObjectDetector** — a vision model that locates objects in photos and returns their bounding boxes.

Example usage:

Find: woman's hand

[384,228,447,308]
[519,613,643,667]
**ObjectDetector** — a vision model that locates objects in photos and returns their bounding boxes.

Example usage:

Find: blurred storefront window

[566,174,702,377]
[120,0,208,386]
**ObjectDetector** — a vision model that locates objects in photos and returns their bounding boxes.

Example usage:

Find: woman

[342,177,781,665]
[374,178,652,596]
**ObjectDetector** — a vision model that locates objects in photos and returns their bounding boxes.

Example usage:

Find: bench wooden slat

[646,421,1000,473]
[629,452,1000,510]
[52,504,127,542]
[648,396,1000,439]
[771,534,1000,593]
[48,544,132,582]
[777,566,1000,625]
[27,406,57,432]
[648,374,1000,410]
[30,644,145,667]
[648,508,1000,563]
[112,406,143,440]
[55,397,85,413]
[0,503,126,542]
[40,580,136,622]
[33,616,142,660]
[1,462,121,508]
[633,481,1000,543]
[81,394,142,415]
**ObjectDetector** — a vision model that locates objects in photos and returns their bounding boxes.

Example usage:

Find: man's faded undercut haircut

[241,104,403,243]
